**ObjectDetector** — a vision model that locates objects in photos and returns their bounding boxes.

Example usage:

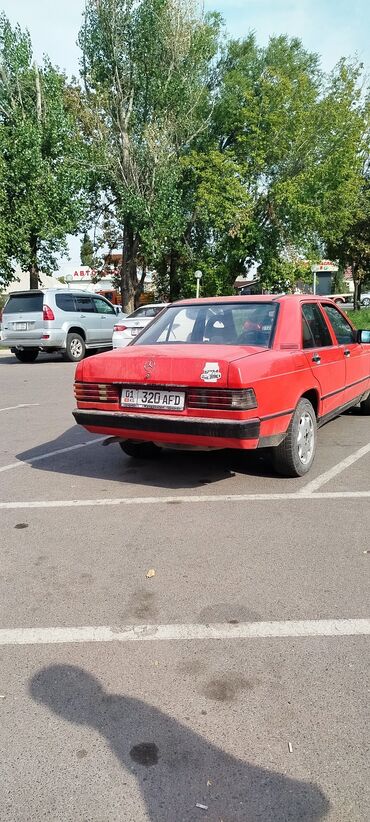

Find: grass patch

[344,308,370,328]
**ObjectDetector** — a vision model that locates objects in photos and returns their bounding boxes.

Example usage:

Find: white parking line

[301,441,370,494]
[0,437,106,474]
[0,619,369,647]
[1,490,370,510]
[0,403,40,413]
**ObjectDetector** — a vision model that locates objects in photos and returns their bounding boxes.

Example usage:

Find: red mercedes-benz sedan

[73,295,370,477]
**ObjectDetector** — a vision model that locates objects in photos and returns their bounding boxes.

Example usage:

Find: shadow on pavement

[0,352,67,365]
[17,425,278,489]
[29,665,330,822]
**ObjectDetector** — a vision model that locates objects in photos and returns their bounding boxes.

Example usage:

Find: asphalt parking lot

[0,350,369,822]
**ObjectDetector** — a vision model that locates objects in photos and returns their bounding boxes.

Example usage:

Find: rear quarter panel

[229,350,318,436]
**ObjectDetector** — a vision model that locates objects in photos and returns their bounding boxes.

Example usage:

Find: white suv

[0,289,119,362]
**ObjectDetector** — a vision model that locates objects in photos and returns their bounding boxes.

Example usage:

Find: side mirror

[357,329,370,344]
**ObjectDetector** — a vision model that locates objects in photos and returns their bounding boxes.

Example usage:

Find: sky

[3,0,369,271]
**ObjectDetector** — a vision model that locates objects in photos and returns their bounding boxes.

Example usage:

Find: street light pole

[195,270,202,299]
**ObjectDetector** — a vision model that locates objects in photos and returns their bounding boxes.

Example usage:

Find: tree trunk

[29,234,39,290]
[169,249,180,302]
[353,262,360,311]
[120,224,139,313]
[135,261,147,308]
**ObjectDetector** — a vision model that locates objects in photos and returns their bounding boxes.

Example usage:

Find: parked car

[73,295,370,477]
[112,303,168,348]
[0,289,119,362]
[361,292,370,307]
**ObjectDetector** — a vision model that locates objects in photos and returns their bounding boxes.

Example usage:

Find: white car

[112,304,168,348]
[361,293,370,307]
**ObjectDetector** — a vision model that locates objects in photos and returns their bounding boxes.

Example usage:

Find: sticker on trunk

[201,362,222,383]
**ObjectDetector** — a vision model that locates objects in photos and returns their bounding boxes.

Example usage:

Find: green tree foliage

[172,35,366,296]
[1,6,369,301]
[327,177,370,308]
[79,0,221,311]
[80,232,94,267]
[0,14,88,288]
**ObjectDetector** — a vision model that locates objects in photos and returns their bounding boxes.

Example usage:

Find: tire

[13,348,39,363]
[362,298,370,307]
[360,394,370,415]
[273,398,317,477]
[64,333,86,362]
[119,440,162,459]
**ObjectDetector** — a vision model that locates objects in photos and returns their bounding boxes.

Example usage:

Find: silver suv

[0,289,119,362]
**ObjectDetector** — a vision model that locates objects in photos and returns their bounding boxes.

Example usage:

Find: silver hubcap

[70,339,83,358]
[297,412,314,465]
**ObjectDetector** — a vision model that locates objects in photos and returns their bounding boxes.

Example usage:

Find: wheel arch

[67,326,86,340]
[300,388,320,418]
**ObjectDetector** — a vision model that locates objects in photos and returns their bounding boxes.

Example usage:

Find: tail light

[43,304,55,321]
[114,324,127,332]
[187,388,257,411]
[74,382,118,403]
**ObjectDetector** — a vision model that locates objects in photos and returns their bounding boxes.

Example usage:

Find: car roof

[172,294,334,306]
[6,289,97,297]
[136,302,168,307]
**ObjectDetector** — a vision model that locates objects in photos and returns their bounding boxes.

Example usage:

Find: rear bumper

[112,334,131,349]
[73,408,260,447]
[0,330,65,349]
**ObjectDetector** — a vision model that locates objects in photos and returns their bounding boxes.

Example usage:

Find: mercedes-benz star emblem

[144,360,155,380]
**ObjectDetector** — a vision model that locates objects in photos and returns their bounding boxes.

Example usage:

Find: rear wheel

[119,440,162,459]
[362,298,370,306]
[360,394,370,414]
[13,348,39,363]
[64,333,86,362]
[273,398,317,477]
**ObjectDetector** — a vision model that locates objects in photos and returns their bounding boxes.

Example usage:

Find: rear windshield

[3,293,44,314]
[129,305,165,319]
[134,302,278,347]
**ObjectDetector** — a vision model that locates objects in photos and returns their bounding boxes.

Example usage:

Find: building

[63,263,155,296]
[0,270,63,295]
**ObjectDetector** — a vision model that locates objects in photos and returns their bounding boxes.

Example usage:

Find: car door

[301,303,346,417]
[91,296,117,344]
[322,303,370,404]
[74,294,98,344]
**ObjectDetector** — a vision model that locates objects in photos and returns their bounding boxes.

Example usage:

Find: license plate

[14,323,27,331]
[121,388,185,411]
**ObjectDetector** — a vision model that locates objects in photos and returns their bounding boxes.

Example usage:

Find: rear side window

[302,304,332,349]
[74,295,95,313]
[3,293,43,314]
[55,294,76,312]
[322,305,354,345]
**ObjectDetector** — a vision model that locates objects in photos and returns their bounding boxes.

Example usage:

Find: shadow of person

[29,665,330,822]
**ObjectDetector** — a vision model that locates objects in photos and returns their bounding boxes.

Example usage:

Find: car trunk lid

[81,344,266,388]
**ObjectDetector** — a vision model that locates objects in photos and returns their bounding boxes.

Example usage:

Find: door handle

[344,349,351,357]
[312,354,321,364]
[80,314,86,318]
[101,316,107,320]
